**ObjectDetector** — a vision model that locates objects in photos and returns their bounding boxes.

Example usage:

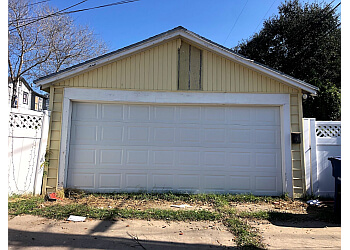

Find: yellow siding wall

[44,39,305,197]
[56,39,180,91]
[202,50,299,94]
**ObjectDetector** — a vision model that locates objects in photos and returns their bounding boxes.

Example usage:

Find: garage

[34,27,318,197]
[67,101,282,195]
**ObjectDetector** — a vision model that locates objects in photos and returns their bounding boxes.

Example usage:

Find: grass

[224,217,264,249]
[9,191,336,249]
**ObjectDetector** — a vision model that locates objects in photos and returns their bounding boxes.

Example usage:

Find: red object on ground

[48,192,63,201]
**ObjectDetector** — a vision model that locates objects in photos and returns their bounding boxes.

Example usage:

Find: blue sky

[51,0,341,52]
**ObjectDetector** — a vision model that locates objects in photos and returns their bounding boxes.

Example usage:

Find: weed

[224,217,264,249]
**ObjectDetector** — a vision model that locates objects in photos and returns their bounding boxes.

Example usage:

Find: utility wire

[9,0,89,32]
[9,0,139,31]
[254,0,277,34]
[223,0,248,46]
[58,0,139,15]
[26,0,51,7]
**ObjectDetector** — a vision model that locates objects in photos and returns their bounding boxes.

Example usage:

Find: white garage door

[67,102,282,195]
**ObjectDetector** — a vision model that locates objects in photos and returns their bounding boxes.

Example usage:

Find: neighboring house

[8,77,49,111]
[34,27,318,198]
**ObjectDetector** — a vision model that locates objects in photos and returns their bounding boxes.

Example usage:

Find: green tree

[235,0,340,120]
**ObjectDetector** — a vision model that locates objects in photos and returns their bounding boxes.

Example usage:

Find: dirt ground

[8,197,341,249]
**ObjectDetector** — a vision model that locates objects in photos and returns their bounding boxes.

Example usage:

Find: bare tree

[8,0,108,107]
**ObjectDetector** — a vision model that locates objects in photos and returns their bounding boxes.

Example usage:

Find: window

[35,96,39,110]
[23,92,28,105]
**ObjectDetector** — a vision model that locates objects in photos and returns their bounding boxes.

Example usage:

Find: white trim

[59,89,293,195]
[35,29,317,94]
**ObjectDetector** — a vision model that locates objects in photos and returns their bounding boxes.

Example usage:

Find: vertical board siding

[178,42,190,90]
[53,40,299,94]
[202,50,298,94]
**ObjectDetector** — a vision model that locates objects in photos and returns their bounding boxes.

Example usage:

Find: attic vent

[178,41,202,90]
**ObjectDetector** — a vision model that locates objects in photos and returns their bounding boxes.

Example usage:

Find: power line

[9,0,89,32]
[223,0,249,46]
[59,0,139,15]
[9,0,140,31]
[254,0,277,34]
[26,0,51,7]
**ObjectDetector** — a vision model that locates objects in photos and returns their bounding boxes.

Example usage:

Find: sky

[49,0,342,53]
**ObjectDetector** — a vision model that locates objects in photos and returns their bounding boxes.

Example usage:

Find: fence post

[309,119,318,195]
[303,118,317,196]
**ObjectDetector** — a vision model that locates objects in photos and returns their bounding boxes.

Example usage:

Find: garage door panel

[70,148,97,165]
[228,152,251,168]
[202,107,226,123]
[101,126,123,142]
[228,176,252,192]
[178,151,200,166]
[153,150,175,166]
[100,149,123,165]
[179,127,201,144]
[253,107,280,125]
[178,106,201,122]
[255,129,280,146]
[72,103,98,120]
[204,128,226,143]
[153,106,176,122]
[101,103,124,121]
[203,151,226,166]
[126,149,149,165]
[227,107,252,122]
[153,127,176,143]
[70,123,98,144]
[227,128,251,144]
[152,174,174,191]
[127,105,150,121]
[68,102,283,194]
[127,126,150,142]
[177,175,200,190]
[125,174,148,190]
[68,172,95,188]
[255,152,279,169]
[99,174,122,188]
[203,175,226,192]
[255,176,278,192]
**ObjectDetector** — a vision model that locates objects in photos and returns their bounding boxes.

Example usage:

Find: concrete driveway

[8,215,237,249]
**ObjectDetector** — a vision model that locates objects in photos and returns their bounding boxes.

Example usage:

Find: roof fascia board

[35,31,184,87]
[179,32,318,94]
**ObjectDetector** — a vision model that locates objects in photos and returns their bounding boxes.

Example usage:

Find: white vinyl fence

[303,119,341,197]
[8,108,49,195]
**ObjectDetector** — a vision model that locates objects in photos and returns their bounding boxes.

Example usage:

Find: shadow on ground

[8,228,242,250]
[266,204,341,228]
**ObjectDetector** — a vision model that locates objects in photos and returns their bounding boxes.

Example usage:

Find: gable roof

[34,26,318,94]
